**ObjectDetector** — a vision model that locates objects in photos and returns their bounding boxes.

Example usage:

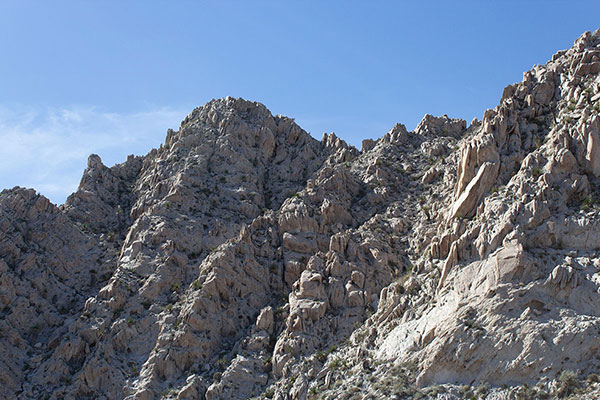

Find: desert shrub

[556,370,579,397]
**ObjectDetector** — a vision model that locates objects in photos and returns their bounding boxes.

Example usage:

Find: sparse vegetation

[556,370,579,397]
[216,357,228,371]
[264,387,275,398]
[263,356,272,367]
[328,358,348,370]
[581,195,595,212]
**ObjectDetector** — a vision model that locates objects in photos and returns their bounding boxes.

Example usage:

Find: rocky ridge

[2,29,600,399]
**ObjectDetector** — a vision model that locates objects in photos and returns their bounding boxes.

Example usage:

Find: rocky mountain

[2,29,600,399]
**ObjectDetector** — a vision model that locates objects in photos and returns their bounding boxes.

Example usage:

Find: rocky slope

[2,29,600,399]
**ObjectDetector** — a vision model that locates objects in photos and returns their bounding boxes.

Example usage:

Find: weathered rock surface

[2,30,600,400]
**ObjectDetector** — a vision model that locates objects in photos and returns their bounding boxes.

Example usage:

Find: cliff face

[2,29,600,400]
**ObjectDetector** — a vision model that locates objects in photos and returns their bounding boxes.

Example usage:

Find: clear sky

[1,1,599,204]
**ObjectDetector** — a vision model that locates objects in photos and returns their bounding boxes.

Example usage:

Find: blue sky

[1,1,599,204]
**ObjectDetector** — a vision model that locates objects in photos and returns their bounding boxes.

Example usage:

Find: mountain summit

[2,29,600,399]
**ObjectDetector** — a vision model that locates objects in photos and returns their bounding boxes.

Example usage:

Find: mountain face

[2,29,600,399]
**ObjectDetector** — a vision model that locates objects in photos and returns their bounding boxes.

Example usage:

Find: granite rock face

[3,30,600,399]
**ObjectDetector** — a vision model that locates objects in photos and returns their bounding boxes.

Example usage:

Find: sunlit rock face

[3,29,600,400]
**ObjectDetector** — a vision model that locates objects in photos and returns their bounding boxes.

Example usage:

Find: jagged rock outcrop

[0,188,114,398]
[2,29,600,400]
